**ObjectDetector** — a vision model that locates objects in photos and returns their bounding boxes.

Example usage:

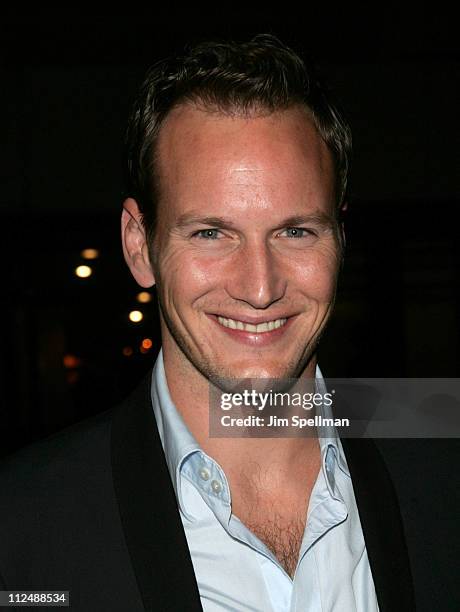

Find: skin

[122,102,343,519]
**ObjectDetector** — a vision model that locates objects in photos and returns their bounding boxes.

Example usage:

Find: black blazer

[0,375,415,611]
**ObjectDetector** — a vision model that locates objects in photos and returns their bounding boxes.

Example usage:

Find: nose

[225,239,286,309]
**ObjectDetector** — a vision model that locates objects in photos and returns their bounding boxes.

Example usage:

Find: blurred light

[75,265,92,278]
[122,346,133,357]
[81,248,99,260]
[136,291,152,304]
[129,310,143,323]
[141,338,153,350]
[63,354,81,369]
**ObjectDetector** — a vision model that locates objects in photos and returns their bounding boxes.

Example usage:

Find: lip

[206,313,297,346]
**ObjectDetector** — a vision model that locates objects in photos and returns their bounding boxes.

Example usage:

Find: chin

[209,357,299,381]
[235,365,286,379]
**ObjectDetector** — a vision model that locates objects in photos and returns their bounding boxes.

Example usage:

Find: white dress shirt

[151,349,379,611]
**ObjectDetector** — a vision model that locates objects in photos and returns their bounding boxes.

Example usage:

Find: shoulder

[0,372,153,520]
[0,388,153,606]
[0,369,154,490]
[0,407,114,493]
[0,406,118,554]
[374,438,460,610]
[0,404,132,590]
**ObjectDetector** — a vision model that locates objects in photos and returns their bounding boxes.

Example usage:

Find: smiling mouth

[216,316,288,333]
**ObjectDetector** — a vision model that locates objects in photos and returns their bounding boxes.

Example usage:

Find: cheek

[292,253,339,302]
[157,249,218,305]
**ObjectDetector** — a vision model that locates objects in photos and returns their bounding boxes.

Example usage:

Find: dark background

[0,9,459,610]
[1,9,459,452]
[0,6,460,452]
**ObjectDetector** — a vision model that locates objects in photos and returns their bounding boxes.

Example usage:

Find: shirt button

[199,467,210,481]
[211,480,222,494]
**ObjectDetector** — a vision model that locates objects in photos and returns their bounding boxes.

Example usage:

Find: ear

[121,198,155,287]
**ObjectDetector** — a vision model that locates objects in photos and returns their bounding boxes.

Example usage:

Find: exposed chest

[238,505,306,578]
[231,477,317,578]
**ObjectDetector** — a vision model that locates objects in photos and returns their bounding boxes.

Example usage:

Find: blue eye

[194,229,221,240]
[283,228,312,238]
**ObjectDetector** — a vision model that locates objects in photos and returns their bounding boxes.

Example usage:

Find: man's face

[146,104,341,383]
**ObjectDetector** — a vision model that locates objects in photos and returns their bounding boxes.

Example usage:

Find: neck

[161,342,320,480]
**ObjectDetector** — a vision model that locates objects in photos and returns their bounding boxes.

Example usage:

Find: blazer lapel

[111,374,202,612]
[111,375,414,611]
[341,438,415,612]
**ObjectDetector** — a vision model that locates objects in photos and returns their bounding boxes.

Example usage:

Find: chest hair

[231,468,312,578]
[243,509,306,578]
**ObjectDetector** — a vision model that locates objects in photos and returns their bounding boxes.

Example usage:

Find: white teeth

[217,316,288,333]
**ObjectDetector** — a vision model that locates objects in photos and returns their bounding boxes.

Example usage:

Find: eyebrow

[174,211,336,230]
[175,213,239,230]
[274,213,337,228]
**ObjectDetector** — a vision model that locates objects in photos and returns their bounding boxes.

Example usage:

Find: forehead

[154,102,335,217]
